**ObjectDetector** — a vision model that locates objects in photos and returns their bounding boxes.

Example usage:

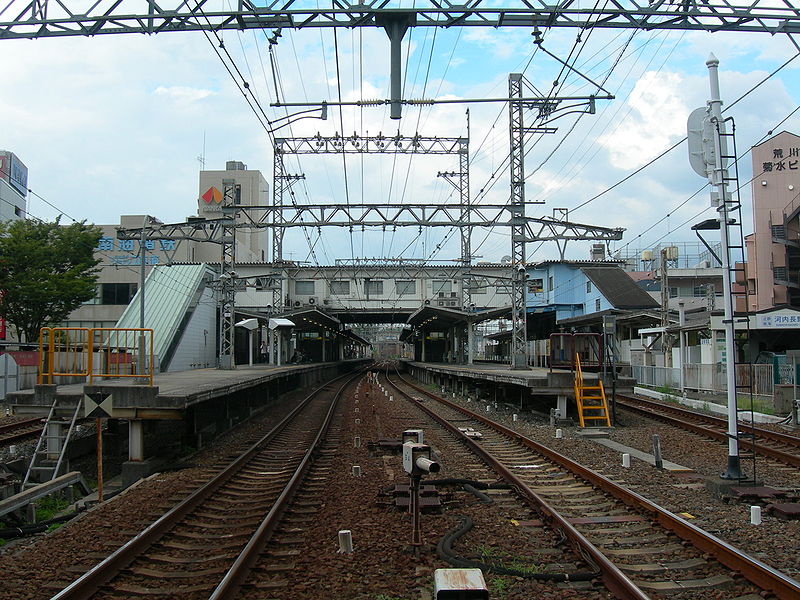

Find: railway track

[616,394,800,471]
[0,417,45,445]
[384,367,800,600]
[50,370,361,599]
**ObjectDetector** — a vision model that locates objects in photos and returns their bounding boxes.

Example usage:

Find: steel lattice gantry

[2,2,799,38]
[271,133,470,308]
[508,74,527,370]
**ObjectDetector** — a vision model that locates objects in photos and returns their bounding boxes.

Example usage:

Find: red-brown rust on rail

[392,369,800,600]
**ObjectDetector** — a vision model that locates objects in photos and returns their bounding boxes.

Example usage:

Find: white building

[0,150,28,222]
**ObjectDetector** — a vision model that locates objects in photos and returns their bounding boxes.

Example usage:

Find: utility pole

[660,248,673,368]
[708,54,742,480]
[687,54,742,479]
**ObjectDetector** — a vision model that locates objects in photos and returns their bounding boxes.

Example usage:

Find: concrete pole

[277,333,283,366]
[421,330,427,362]
[137,216,147,383]
[678,301,686,394]
[707,54,741,480]
[467,322,475,365]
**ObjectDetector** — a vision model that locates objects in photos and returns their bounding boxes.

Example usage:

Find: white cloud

[598,71,693,170]
[0,23,798,264]
[154,86,215,103]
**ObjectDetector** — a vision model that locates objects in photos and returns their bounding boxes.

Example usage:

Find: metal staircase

[574,354,611,427]
[22,398,82,489]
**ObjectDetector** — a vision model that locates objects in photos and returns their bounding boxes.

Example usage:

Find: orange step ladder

[574,354,611,427]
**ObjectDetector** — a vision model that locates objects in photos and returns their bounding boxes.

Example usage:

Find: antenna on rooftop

[197,131,206,169]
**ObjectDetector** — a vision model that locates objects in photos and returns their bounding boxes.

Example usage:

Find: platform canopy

[406,305,512,330]
[281,307,343,333]
[268,318,295,329]
[340,329,371,347]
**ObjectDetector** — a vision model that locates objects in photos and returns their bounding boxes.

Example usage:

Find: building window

[396,280,415,296]
[586,281,592,293]
[528,278,543,293]
[548,276,554,292]
[365,280,383,296]
[693,285,706,297]
[295,280,315,295]
[330,280,350,295]
[669,286,679,298]
[101,283,137,305]
[595,298,601,312]
[432,280,452,296]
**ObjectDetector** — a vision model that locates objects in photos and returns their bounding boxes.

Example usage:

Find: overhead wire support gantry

[2,2,799,39]
[271,132,471,310]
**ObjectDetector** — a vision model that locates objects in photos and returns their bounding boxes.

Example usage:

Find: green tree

[0,218,102,343]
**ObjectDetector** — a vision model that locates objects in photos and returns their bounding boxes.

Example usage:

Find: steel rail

[381,370,648,600]
[0,418,43,443]
[50,369,362,600]
[0,418,41,435]
[208,371,359,599]
[617,394,800,469]
[390,369,800,600]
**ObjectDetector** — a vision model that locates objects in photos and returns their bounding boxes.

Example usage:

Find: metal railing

[627,363,775,401]
[39,327,154,385]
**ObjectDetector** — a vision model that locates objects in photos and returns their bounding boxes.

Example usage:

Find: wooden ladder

[574,354,611,427]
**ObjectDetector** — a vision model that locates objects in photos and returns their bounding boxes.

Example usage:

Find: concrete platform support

[467,324,475,365]
[421,331,427,362]
[46,421,66,460]
[129,419,144,462]
[556,395,568,420]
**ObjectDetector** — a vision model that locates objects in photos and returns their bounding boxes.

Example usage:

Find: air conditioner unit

[438,292,445,298]
[424,299,431,305]
[308,296,317,305]
[448,301,458,307]
[438,301,445,307]
[323,298,330,305]
[450,292,457,298]
[294,300,301,307]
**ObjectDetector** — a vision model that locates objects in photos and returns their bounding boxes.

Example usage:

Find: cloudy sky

[1,3,798,267]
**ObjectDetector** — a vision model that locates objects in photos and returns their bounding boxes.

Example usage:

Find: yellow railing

[573,352,584,401]
[39,327,154,385]
[574,353,611,428]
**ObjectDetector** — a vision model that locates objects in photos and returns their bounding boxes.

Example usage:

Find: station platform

[7,359,372,488]
[402,361,635,395]
[7,359,371,419]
